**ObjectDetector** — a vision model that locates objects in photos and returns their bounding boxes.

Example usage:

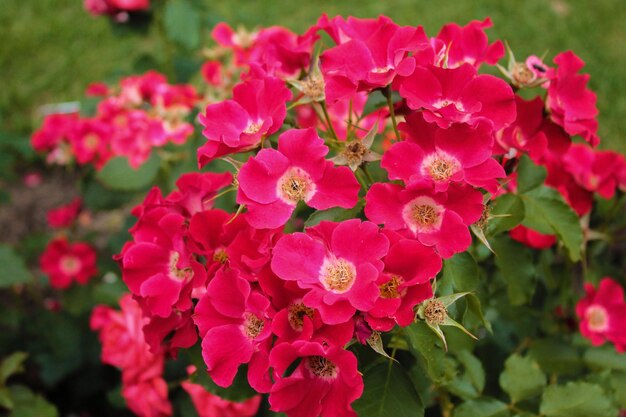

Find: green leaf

[0,352,28,384]
[0,246,31,288]
[187,345,256,402]
[0,386,13,410]
[453,398,510,417]
[463,294,492,333]
[499,354,546,403]
[528,339,583,376]
[353,362,424,417]
[487,193,525,235]
[366,332,396,362]
[405,321,449,383]
[516,155,547,193]
[492,236,536,306]
[584,346,626,372]
[304,200,364,227]
[447,350,485,400]
[164,0,200,51]
[96,153,161,191]
[611,372,626,408]
[442,252,479,292]
[540,382,617,417]
[7,385,58,417]
[520,187,583,261]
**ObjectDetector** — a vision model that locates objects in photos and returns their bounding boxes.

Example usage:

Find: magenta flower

[576,278,626,352]
[198,76,292,166]
[546,51,599,146]
[434,18,504,69]
[237,128,360,229]
[268,341,363,417]
[193,268,274,391]
[366,230,440,330]
[271,219,389,324]
[165,171,233,217]
[319,15,429,103]
[563,144,626,200]
[40,237,97,289]
[212,23,317,78]
[383,112,505,192]
[119,209,206,318]
[495,96,549,161]
[396,63,516,130]
[365,183,483,258]
[266,278,354,346]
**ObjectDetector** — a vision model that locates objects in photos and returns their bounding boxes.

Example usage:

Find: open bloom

[237,128,360,229]
[395,63,516,130]
[319,15,429,103]
[546,51,599,146]
[193,268,273,391]
[365,183,483,258]
[40,237,97,289]
[576,278,626,352]
[198,76,292,165]
[383,112,504,192]
[212,23,317,78]
[269,341,363,417]
[271,219,389,324]
[366,230,440,330]
[563,144,626,200]
[434,18,504,69]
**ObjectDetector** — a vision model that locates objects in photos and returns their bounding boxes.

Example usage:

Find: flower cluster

[576,278,626,352]
[104,14,626,417]
[32,71,197,169]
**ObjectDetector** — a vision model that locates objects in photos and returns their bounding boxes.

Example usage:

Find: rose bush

[2,4,626,417]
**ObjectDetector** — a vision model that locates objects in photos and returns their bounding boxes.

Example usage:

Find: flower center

[402,196,444,234]
[306,356,338,379]
[59,255,81,275]
[422,152,460,183]
[379,275,405,299]
[288,302,315,331]
[212,248,228,264]
[277,167,315,204]
[340,140,368,168]
[424,299,447,325]
[586,305,609,332]
[243,312,265,339]
[302,77,325,101]
[371,66,392,74]
[512,62,536,86]
[320,258,356,294]
[84,133,100,150]
[433,99,465,112]
[243,121,262,135]
[169,251,193,281]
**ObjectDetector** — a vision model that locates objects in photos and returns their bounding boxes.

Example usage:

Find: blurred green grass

[2,0,625,153]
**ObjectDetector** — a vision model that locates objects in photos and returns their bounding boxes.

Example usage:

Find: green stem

[385,85,401,141]
[320,101,339,141]
[360,164,374,187]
